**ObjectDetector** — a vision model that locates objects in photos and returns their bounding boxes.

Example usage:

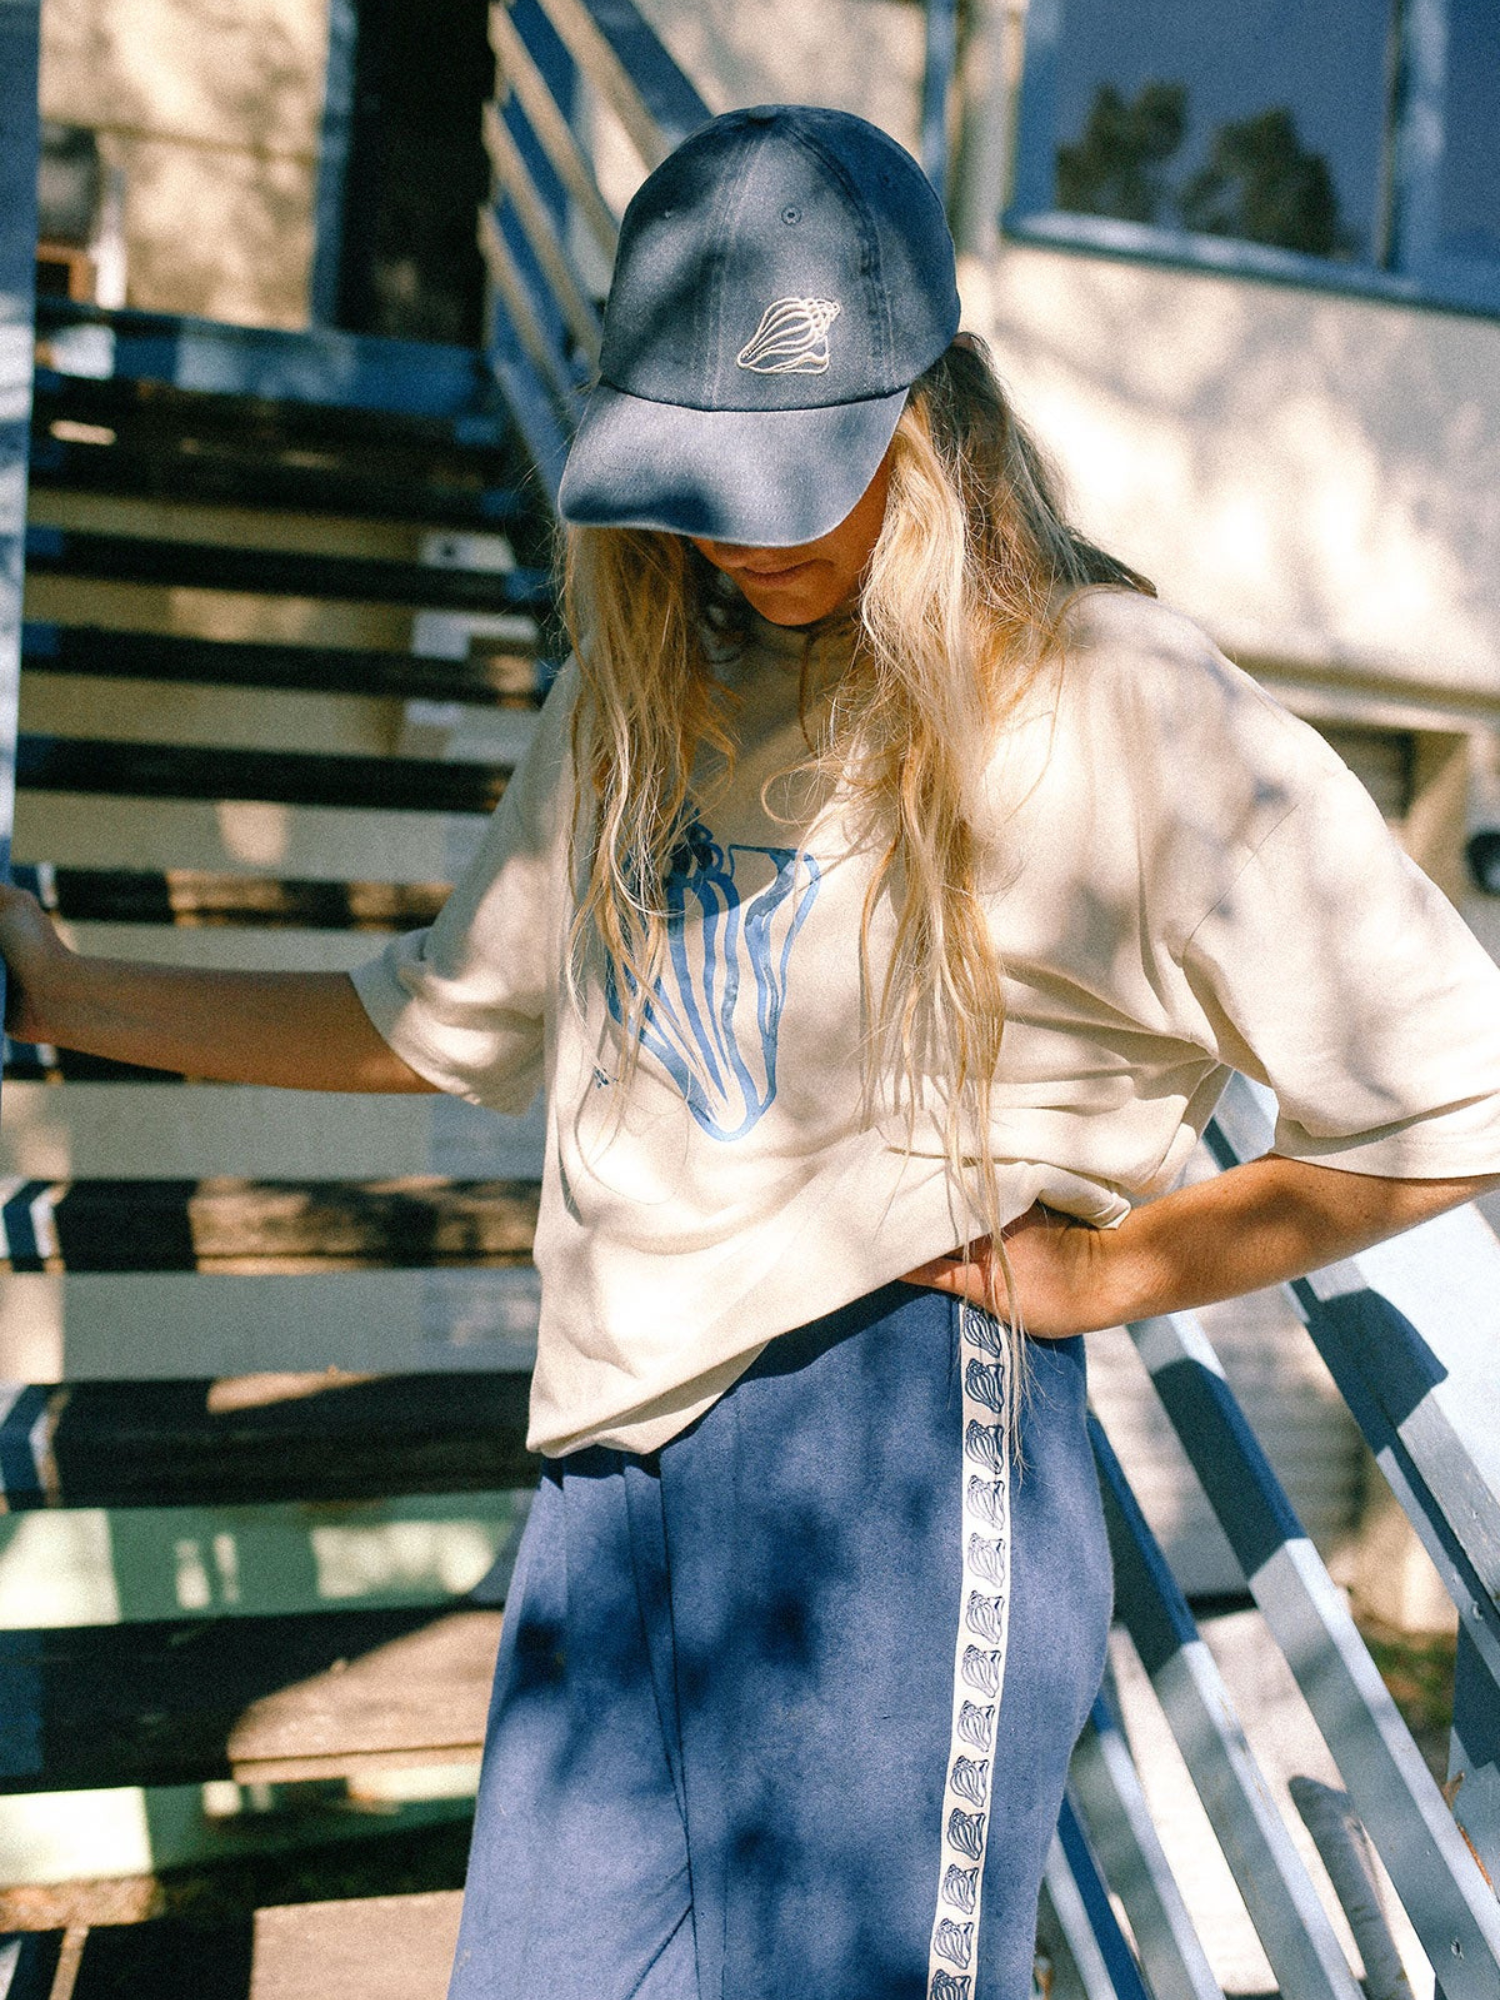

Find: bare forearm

[1095,1154,1499,1328]
[908,1153,1500,1336]
[17,955,434,1093]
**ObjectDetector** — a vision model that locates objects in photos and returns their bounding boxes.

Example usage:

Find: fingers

[0,886,70,1040]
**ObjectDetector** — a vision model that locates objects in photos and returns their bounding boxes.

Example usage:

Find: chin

[742,586,846,627]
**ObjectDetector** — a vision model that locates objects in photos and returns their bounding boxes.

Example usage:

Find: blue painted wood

[1069,1695,1226,2000]
[921,0,960,196]
[1129,1308,1500,1993]
[510,0,577,227]
[499,0,582,376]
[0,0,41,1137]
[484,195,589,410]
[483,0,588,495]
[1450,1628,1500,1889]
[1208,1076,1500,1693]
[479,0,710,506]
[34,301,503,427]
[1092,1415,1366,2000]
[0,1383,52,1505]
[568,0,709,152]
[309,0,360,326]
[0,1930,62,1999]
[1054,1789,1155,2000]
[488,347,571,503]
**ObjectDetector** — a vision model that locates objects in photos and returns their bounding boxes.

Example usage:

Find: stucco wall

[39,0,328,327]
[963,246,1500,704]
[632,0,924,153]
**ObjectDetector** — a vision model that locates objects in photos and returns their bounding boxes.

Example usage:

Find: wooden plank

[29,376,536,532]
[0,1176,538,1273]
[12,863,451,930]
[0,0,41,1152]
[484,344,572,509]
[30,426,528,534]
[478,204,584,423]
[0,1369,536,1511]
[11,1892,463,2000]
[1209,1074,1500,1689]
[249,1893,462,2000]
[0,1930,62,2000]
[23,525,549,614]
[0,1604,501,1792]
[1451,1628,1500,1889]
[482,102,603,366]
[33,301,503,429]
[15,736,509,813]
[14,790,476,880]
[1068,1698,1226,2000]
[1053,1792,1154,2000]
[533,0,709,169]
[489,4,620,260]
[21,625,543,706]
[1092,1416,1365,2000]
[32,364,520,474]
[1128,1307,1500,1993]
[0,1082,526,1181]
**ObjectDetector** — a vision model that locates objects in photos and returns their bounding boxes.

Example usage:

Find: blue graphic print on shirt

[607,816,820,1142]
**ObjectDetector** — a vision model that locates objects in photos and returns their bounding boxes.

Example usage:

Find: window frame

[1005,0,1500,321]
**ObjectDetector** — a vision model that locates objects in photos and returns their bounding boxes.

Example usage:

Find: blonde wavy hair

[562,338,1152,1332]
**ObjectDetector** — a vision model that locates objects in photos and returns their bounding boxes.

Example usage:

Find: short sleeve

[1181,757,1500,1179]
[348,664,579,1113]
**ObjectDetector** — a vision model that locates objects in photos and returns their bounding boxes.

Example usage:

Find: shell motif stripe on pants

[447,1282,1113,2000]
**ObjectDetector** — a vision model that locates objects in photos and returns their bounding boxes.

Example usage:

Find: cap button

[745,106,777,123]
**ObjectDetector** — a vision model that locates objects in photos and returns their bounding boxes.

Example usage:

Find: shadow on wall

[631,0,926,158]
[975,246,1500,687]
[39,0,327,326]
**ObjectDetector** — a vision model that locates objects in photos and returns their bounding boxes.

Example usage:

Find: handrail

[525,0,708,170]
[1121,1301,1500,1989]
[0,0,42,1133]
[487,4,619,261]
[478,0,710,500]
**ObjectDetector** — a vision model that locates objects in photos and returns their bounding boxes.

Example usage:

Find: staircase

[1,304,558,1973]
[3,2,1500,1997]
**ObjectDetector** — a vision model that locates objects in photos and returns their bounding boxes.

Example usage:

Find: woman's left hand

[901,1202,1115,1339]
[903,1156,1500,1341]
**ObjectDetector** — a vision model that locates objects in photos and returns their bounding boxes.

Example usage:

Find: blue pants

[449,1283,1112,2000]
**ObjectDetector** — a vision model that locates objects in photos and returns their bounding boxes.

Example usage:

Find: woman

[6,106,1500,2000]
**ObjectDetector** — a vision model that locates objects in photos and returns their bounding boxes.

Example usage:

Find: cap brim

[557,382,908,547]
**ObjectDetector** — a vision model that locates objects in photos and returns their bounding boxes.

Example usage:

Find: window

[1009,0,1500,317]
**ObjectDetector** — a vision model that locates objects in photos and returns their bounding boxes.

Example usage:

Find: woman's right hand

[0,881,76,1043]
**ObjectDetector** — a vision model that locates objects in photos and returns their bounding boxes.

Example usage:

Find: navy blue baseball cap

[557,105,961,548]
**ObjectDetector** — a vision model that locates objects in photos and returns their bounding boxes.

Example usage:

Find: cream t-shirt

[351,587,1500,1456]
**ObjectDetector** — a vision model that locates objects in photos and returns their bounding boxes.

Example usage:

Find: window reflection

[1049,0,1393,263]
[1437,0,1500,263]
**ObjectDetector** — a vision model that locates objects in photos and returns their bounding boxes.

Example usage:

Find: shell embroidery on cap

[736,297,841,374]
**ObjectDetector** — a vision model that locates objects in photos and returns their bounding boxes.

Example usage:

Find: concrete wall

[38,0,329,326]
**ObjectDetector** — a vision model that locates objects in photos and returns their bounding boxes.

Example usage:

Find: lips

[735,559,816,584]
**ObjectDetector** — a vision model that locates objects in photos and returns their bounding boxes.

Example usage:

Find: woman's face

[690,445,893,627]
